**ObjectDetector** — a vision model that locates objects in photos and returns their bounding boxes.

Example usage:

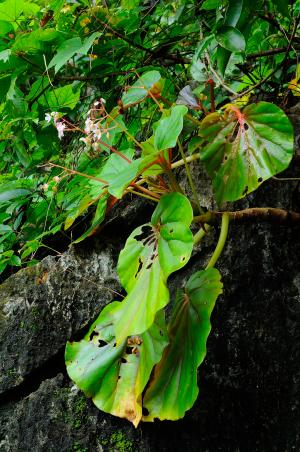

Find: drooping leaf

[48,32,100,73]
[122,70,161,107]
[72,194,109,244]
[0,189,31,202]
[154,105,188,151]
[200,102,294,203]
[143,268,223,421]
[215,26,245,53]
[216,0,247,74]
[65,302,168,427]
[114,192,193,343]
[224,0,243,27]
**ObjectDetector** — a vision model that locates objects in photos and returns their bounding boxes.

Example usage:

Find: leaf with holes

[200,102,294,204]
[65,302,168,427]
[143,268,223,421]
[122,71,161,107]
[114,192,194,344]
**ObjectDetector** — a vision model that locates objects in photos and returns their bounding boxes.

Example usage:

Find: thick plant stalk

[206,213,229,269]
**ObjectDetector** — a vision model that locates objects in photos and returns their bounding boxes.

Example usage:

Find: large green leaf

[65,302,168,427]
[114,192,194,343]
[38,84,81,110]
[48,32,100,73]
[0,0,24,21]
[154,105,188,152]
[100,149,141,199]
[12,29,60,53]
[143,268,223,421]
[224,0,243,26]
[121,70,161,107]
[200,102,294,204]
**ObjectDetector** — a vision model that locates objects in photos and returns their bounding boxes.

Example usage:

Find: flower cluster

[45,111,66,140]
[45,98,113,145]
[79,99,117,149]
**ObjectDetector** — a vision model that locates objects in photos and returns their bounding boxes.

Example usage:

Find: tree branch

[246,46,299,60]
[193,208,300,226]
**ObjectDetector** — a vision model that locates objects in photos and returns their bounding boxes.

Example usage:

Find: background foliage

[0,0,299,277]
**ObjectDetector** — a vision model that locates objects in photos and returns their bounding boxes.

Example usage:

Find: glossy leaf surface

[215,26,245,52]
[66,303,168,427]
[200,102,294,203]
[115,192,194,343]
[143,268,223,421]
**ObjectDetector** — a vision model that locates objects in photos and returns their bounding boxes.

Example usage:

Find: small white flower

[56,122,66,140]
[41,183,49,191]
[79,136,92,145]
[45,113,52,123]
[100,98,106,104]
[84,118,94,134]
[51,111,60,122]
[94,101,100,106]
[53,176,60,183]
[93,127,102,140]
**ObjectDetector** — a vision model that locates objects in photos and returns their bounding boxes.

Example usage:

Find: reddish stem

[97,140,132,163]
[207,79,215,112]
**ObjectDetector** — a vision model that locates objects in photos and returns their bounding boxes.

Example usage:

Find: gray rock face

[0,242,120,394]
[0,112,299,451]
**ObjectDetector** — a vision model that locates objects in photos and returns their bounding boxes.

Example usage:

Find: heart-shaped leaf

[143,268,223,421]
[115,192,193,343]
[200,102,294,203]
[65,303,168,427]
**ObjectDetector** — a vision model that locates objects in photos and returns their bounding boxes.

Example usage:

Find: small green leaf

[143,268,223,421]
[65,303,168,426]
[0,49,11,63]
[216,46,231,76]
[215,26,245,52]
[154,105,188,152]
[200,102,294,203]
[122,71,161,107]
[9,254,21,266]
[201,0,220,9]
